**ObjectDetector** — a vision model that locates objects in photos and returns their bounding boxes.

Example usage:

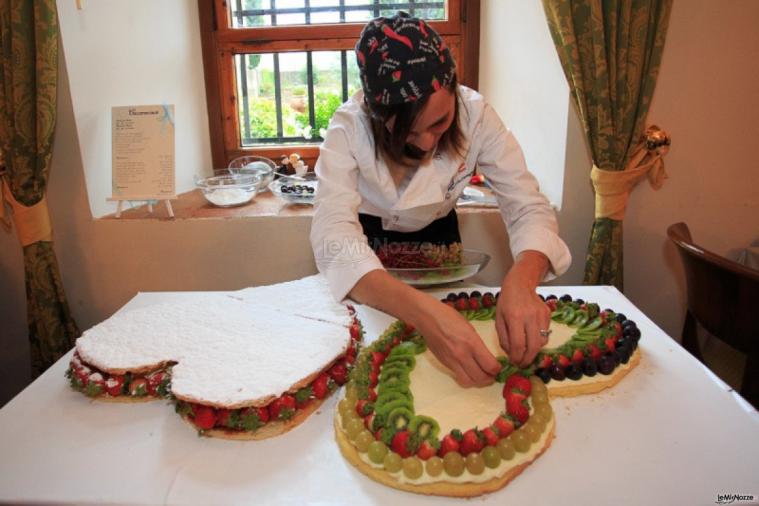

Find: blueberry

[483,292,494,300]
[615,313,627,323]
[574,298,585,305]
[565,363,583,381]
[624,326,641,340]
[622,320,637,330]
[582,358,597,377]
[612,350,621,365]
[559,294,573,303]
[281,187,290,194]
[306,187,315,193]
[470,290,482,298]
[537,368,552,384]
[618,344,631,364]
[495,291,501,299]
[549,364,566,381]
[446,293,458,302]
[457,292,470,300]
[537,294,545,302]
[545,294,557,301]
[598,355,615,375]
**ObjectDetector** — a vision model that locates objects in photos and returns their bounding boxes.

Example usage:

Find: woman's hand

[411,297,501,387]
[495,251,552,367]
[350,270,500,387]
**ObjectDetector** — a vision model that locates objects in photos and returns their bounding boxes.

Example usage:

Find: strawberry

[589,344,603,361]
[454,298,468,311]
[546,298,558,311]
[539,355,553,369]
[371,351,386,368]
[367,388,378,402]
[355,400,374,417]
[468,297,480,310]
[506,395,529,425]
[312,373,330,400]
[416,440,438,460]
[402,324,416,337]
[216,409,232,427]
[503,374,532,397]
[192,405,217,430]
[105,375,125,396]
[481,427,499,447]
[444,300,455,309]
[481,293,495,308]
[129,378,148,396]
[391,430,413,458]
[557,354,571,369]
[363,414,374,430]
[350,322,361,341]
[330,361,348,385]
[269,394,296,421]
[368,369,379,388]
[256,406,270,423]
[459,429,485,456]
[493,414,515,439]
[599,310,610,324]
[146,371,165,396]
[438,433,461,457]
[613,322,623,336]
[605,337,617,352]
[572,349,585,364]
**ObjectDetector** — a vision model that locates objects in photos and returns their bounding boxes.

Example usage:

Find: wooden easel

[108,197,175,219]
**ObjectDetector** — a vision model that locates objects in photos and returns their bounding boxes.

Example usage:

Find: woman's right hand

[409,296,501,387]
[351,270,501,387]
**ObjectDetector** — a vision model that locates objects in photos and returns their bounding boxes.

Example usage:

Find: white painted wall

[478,0,569,208]
[57,0,212,217]
[480,0,759,338]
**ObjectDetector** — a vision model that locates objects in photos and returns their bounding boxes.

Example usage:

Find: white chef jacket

[310,85,571,302]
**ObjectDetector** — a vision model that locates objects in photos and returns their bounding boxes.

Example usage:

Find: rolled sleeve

[310,112,385,301]
[474,103,571,279]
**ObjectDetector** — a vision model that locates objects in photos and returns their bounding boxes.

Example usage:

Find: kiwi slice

[408,415,440,440]
[386,407,414,431]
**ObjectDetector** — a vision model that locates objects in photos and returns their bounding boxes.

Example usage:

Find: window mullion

[306,52,316,135]
[273,53,284,139]
[341,50,349,103]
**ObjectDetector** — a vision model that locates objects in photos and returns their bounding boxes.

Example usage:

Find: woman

[311,12,571,387]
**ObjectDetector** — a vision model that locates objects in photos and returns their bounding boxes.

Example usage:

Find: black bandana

[355,12,456,106]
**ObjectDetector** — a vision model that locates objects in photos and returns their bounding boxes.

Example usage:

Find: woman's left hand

[495,251,552,367]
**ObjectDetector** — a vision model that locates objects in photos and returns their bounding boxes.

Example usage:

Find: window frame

[198,0,480,169]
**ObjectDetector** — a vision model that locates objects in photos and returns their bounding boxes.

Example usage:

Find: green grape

[425,456,444,477]
[443,452,465,477]
[511,431,532,453]
[482,446,501,469]
[497,438,516,460]
[465,453,486,475]
[402,457,424,479]
[529,412,547,432]
[338,399,351,417]
[383,451,403,473]
[529,375,546,392]
[531,390,549,407]
[368,441,388,464]
[355,430,374,452]
[346,418,365,440]
[534,403,553,421]
[345,385,358,403]
[524,423,542,443]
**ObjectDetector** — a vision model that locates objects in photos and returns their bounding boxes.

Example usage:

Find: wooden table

[0,285,757,505]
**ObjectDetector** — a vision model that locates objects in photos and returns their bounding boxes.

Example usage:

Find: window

[199,0,480,168]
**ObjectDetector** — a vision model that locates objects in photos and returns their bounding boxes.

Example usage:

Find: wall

[480,0,759,337]
[56,0,213,218]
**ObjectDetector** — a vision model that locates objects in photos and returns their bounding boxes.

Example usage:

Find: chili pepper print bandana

[356,11,456,106]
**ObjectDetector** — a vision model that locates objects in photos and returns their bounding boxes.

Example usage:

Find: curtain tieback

[0,175,53,246]
[591,125,671,220]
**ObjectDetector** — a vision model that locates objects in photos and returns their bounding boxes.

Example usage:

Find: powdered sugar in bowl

[195,173,261,207]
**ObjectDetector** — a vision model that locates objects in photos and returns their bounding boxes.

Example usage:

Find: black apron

[358,209,461,252]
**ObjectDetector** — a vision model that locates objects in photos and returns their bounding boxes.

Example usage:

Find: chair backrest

[667,222,759,355]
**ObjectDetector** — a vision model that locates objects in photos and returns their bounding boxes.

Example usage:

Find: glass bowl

[228,155,276,192]
[269,174,318,205]
[386,250,491,286]
[195,173,261,207]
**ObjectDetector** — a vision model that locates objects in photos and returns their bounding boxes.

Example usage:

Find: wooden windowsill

[101,188,500,221]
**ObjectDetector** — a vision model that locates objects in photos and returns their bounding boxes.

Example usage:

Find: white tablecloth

[0,286,757,505]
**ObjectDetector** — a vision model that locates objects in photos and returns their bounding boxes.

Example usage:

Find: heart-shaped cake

[66,275,362,439]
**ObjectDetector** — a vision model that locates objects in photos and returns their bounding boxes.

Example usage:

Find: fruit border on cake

[66,313,364,439]
[334,321,555,497]
[439,291,642,397]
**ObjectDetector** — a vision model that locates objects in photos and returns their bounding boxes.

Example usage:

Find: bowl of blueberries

[269,174,318,205]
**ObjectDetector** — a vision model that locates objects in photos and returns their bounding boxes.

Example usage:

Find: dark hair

[365,77,465,167]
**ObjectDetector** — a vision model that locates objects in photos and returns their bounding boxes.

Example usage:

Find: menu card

[111,105,175,200]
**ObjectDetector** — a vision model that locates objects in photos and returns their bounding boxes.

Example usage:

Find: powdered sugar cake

[67,275,363,438]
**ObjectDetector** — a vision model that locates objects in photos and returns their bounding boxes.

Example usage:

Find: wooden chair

[667,222,759,408]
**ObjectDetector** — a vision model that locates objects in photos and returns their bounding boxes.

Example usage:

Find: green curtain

[0,0,80,376]
[542,0,673,290]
